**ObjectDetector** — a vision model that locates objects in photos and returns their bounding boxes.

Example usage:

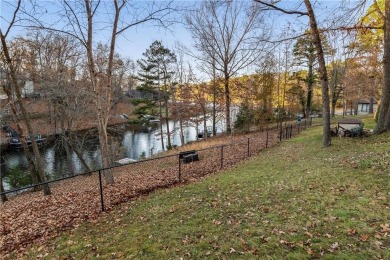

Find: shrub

[234,103,254,133]
[4,166,33,189]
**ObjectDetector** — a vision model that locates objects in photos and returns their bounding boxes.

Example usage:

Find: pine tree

[132,41,177,149]
[293,30,333,118]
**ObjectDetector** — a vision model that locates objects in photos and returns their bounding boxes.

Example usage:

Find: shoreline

[0,117,132,153]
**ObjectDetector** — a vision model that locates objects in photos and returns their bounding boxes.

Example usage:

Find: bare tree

[172,47,187,145]
[185,0,270,133]
[25,0,177,183]
[19,31,87,175]
[304,0,332,146]
[0,0,51,195]
[196,50,223,136]
[255,0,332,147]
[0,44,41,191]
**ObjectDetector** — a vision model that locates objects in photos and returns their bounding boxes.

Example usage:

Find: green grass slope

[26,122,390,259]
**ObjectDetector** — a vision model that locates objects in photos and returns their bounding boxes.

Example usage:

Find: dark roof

[338,118,363,124]
[357,99,377,104]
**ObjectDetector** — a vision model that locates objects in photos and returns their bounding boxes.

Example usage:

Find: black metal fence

[279,117,312,141]
[1,119,312,210]
[0,119,314,254]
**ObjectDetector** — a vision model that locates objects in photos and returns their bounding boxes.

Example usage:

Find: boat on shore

[115,158,137,165]
[8,134,47,150]
[2,124,47,150]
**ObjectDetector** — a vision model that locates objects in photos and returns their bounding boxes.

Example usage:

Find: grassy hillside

[24,118,389,259]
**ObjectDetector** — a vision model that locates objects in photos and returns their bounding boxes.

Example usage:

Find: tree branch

[3,0,21,38]
[254,0,308,16]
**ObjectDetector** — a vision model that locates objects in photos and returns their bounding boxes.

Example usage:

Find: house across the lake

[356,99,377,115]
[340,98,377,116]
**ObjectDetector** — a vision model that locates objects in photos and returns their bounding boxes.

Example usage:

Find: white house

[0,69,35,100]
[356,99,377,115]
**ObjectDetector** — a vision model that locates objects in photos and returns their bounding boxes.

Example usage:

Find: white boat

[142,114,160,123]
[115,158,137,165]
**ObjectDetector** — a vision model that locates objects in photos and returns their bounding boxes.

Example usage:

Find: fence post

[310,117,312,127]
[285,126,288,139]
[220,145,224,169]
[98,170,105,212]
[247,138,250,157]
[290,125,293,138]
[279,125,282,141]
[266,131,269,148]
[178,155,182,182]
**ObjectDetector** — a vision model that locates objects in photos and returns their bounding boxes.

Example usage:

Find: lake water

[1,112,239,191]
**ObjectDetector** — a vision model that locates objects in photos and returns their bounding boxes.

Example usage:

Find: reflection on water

[1,115,235,190]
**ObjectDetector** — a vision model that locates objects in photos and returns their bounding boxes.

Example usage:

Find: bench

[179,150,199,164]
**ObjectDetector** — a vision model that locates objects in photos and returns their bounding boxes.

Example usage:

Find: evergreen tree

[131,60,160,118]
[234,103,254,133]
[133,41,177,149]
[293,30,333,117]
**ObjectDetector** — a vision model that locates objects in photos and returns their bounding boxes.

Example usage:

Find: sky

[1,0,371,80]
[1,0,195,60]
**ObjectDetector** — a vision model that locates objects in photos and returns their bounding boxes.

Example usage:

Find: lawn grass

[24,119,390,259]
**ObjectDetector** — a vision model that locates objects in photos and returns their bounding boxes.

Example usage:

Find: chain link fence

[0,120,313,255]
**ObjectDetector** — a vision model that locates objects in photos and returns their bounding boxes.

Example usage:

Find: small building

[0,69,36,100]
[357,99,377,115]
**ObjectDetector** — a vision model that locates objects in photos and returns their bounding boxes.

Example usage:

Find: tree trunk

[354,101,358,115]
[203,108,207,140]
[331,98,336,117]
[83,0,116,184]
[67,134,92,172]
[179,117,185,145]
[97,118,113,183]
[195,114,199,139]
[60,105,74,175]
[1,30,51,195]
[224,74,231,134]
[306,59,314,117]
[0,158,7,202]
[165,99,171,149]
[101,0,120,182]
[17,128,42,189]
[375,0,390,133]
[159,99,165,150]
[0,182,7,202]
[212,64,217,136]
[369,97,374,114]
[172,86,185,145]
[2,86,40,188]
[304,0,331,147]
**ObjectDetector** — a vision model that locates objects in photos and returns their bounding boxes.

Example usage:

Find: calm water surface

[1,115,238,191]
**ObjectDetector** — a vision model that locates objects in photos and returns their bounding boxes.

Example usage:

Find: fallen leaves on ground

[0,130,279,257]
